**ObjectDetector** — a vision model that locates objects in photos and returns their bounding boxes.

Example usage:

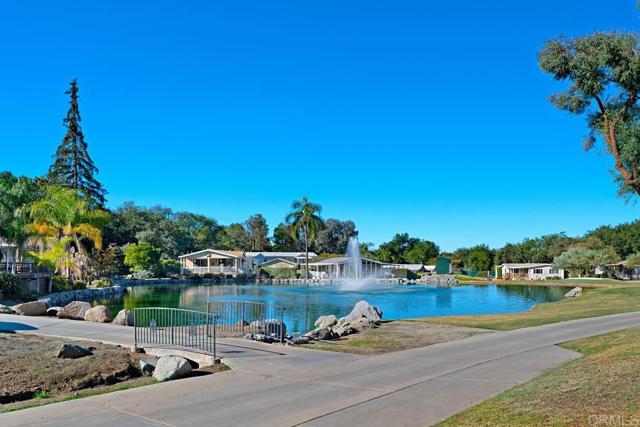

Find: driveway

[2,311,640,426]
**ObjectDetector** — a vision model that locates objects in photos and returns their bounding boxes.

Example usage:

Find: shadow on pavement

[0,322,38,331]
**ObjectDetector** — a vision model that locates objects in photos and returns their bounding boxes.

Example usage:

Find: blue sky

[1,1,639,251]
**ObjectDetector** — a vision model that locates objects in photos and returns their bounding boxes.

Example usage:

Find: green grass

[420,281,640,330]
[437,327,640,426]
[454,274,489,281]
[33,390,50,399]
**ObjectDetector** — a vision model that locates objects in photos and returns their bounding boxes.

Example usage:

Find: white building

[308,256,384,279]
[496,263,565,280]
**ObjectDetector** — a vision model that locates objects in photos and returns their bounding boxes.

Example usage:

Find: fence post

[213,313,217,361]
[170,309,175,345]
[279,306,285,344]
[133,309,137,350]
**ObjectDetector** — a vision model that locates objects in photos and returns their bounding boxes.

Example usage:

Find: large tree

[245,214,270,251]
[271,223,300,252]
[47,79,107,206]
[314,219,357,254]
[285,197,323,278]
[539,33,640,198]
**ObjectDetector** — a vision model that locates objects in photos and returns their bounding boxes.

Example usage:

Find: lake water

[100,283,567,333]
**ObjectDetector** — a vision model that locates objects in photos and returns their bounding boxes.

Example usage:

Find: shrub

[51,275,70,293]
[202,273,214,279]
[0,272,23,299]
[391,268,418,280]
[263,267,298,279]
[71,280,87,290]
[90,279,113,288]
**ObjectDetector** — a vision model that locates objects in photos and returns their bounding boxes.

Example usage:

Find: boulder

[46,306,62,316]
[139,358,157,375]
[565,287,583,298]
[345,300,382,324]
[57,343,93,359]
[316,327,336,341]
[289,336,311,345]
[12,301,47,316]
[350,317,377,332]
[0,304,15,314]
[249,319,287,337]
[57,301,92,320]
[153,356,192,381]
[112,309,134,326]
[84,305,113,323]
[333,324,355,337]
[336,316,349,328]
[314,314,338,329]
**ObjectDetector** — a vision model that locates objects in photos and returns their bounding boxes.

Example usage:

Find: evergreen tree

[48,79,107,206]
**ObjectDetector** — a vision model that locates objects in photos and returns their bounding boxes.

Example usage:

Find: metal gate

[207,301,286,342]
[133,307,217,356]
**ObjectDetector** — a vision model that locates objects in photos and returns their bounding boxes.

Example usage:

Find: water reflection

[102,283,567,333]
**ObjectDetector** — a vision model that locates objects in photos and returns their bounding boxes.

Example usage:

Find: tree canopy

[539,32,640,198]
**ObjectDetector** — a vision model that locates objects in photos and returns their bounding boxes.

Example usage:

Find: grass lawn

[420,281,640,330]
[437,327,640,426]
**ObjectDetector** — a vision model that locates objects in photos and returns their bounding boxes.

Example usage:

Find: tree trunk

[304,227,309,279]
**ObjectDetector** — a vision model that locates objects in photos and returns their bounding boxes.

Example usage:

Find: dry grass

[437,327,640,426]
[300,320,490,355]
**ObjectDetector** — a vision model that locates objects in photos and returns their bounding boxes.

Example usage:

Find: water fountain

[339,236,375,290]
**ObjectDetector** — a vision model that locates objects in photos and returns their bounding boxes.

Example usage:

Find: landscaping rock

[336,316,349,327]
[46,306,62,316]
[333,324,355,337]
[84,305,113,323]
[112,309,134,326]
[139,358,157,375]
[242,333,254,340]
[12,301,47,316]
[304,328,320,338]
[249,319,287,337]
[0,304,15,314]
[152,356,192,381]
[565,287,583,298]
[57,301,92,320]
[314,314,338,329]
[56,343,93,359]
[350,317,377,332]
[290,336,311,345]
[345,300,383,324]
[316,327,336,341]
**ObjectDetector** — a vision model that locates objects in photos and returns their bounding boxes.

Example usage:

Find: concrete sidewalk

[2,311,640,426]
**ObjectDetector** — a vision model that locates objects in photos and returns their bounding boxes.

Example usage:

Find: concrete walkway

[2,311,640,426]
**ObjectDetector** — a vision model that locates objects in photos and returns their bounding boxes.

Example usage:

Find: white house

[246,251,317,269]
[178,249,253,277]
[308,256,384,279]
[496,263,565,280]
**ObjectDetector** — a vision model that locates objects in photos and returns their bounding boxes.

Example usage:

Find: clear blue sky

[1,1,639,251]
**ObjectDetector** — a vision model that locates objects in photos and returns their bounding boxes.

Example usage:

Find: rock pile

[298,300,383,343]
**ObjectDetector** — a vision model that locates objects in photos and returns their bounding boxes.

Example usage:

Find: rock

[249,319,287,337]
[303,328,320,338]
[336,316,349,327]
[290,336,311,345]
[333,324,355,337]
[152,355,192,381]
[252,333,276,343]
[139,358,157,375]
[56,343,93,359]
[46,306,62,316]
[345,300,383,324]
[84,305,113,323]
[112,309,134,326]
[12,301,47,316]
[242,333,254,340]
[0,304,15,314]
[316,327,336,341]
[57,301,92,320]
[350,317,377,332]
[314,314,338,329]
[565,287,583,298]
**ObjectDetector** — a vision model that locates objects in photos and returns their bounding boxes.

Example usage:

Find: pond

[98,283,568,333]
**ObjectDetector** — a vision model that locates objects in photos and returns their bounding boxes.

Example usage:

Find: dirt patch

[300,320,490,355]
[0,333,145,405]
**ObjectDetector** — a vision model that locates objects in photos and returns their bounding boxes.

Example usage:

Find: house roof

[178,249,243,259]
[260,258,298,268]
[246,251,317,258]
[381,263,426,272]
[310,256,383,266]
[500,263,556,268]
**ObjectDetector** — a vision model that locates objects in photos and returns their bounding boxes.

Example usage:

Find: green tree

[218,223,251,251]
[314,219,357,254]
[464,244,494,272]
[47,79,107,206]
[553,247,609,277]
[124,242,162,278]
[29,186,110,280]
[0,172,40,273]
[539,33,640,198]
[404,240,440,264]
[90,243,124,279]
[245,214,269,251]
[271,223,300,252]
[285,197,323,278]
[624,252,640,269]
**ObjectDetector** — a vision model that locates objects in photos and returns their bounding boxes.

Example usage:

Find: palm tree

[29,186,110,281]
[285,197,323,278]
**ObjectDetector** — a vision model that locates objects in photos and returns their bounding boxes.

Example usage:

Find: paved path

[2,312,640,426]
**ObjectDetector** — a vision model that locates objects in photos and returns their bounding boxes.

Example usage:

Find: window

[550,268,559,274]
[533,268,543,274]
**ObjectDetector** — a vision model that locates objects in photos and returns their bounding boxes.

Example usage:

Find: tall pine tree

[48,79,107,207]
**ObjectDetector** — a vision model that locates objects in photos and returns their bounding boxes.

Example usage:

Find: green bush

[202,273,214,279]
[51,275,70,293]
[90,279,113,288]
[0,272,23,299]
[71,280,87,290]
[264,267,298,279]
